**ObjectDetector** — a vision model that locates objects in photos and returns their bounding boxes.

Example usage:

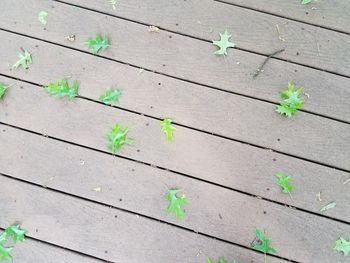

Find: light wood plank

[218,0,350,34]
[0,79,350,221]
[9,239,103,263]
[0,176,286,263]
[0,0,350,108]
[59,0,350,76]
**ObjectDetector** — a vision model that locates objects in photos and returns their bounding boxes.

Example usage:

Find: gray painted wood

[10,239,103,263]
[0,176,286,263]
[1,1,350,107]
[58,0,350,76]
[219,0,350,34]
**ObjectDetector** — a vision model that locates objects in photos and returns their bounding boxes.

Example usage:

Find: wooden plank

[0,2,350,106]
[1,123,349,238]
[0,80,350,222]
[218,0,350,34]
[57,0,350,76]
[1,31,349,129]
[0,176,286,263]
[9,239,103,263]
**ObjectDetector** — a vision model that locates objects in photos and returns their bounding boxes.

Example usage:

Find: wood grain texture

[8,239,103,263]
[0,0,350,112]
[59,0,350,76]
[218,0,350,34]
[0,78,350,220]
[0,176,286,263]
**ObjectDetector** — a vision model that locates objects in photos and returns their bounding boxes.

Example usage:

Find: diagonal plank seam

[0,172,302,263]
[214,0,350,36]
[1,121,349,227]
[54,0,350,79]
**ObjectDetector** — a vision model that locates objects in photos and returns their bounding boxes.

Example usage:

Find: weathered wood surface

[218,0,350,34]
[0,176,287,263]
[9,238,103,263]
[1,0,350,111]
[58,0,350,76]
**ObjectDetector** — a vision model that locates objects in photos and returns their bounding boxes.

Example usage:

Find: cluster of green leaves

[212,30,235,56]
[252,228,277,255]
[275,173,294,194]
[0,84,8,100]
[206,258,243,263]
[301,0,314,4]
[99,88,122,106]
[45,79,79,99]
[166,189,188,220]
[160,118,176,142]
[107,123,134,154]
[0,225,27,261]
[12,50,32,70]
[87,34,109,54]
[334,237,350,256]
[276,83,304,117]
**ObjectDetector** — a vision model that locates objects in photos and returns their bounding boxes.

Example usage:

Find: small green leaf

[12,50,32,70]
[334,237,350,256]
[276,83,304,117]
[4,225,27,243]
[212,30,235,56]
[205,259,213,263]
[99,89,122,106]
[218,259,228,263]
[109,0,117,10]
[107,123,134,154]
[320,201,336,212]
[160,118,176,142]
[38,11,48,25]
[252,227,277,254]
[275,173,294,194]
[0,245,12,261]
[0,84,8,100]
[45,79,79,99]
[301,0,314,4]
[87,34,109,54]
[166,189,188,220]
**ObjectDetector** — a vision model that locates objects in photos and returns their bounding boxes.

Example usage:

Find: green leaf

[38,11,48,25]
[45,79,79,99]
[218,259,228,263]
[107,124,134,154]
[160,118,176,142]
[12,50,32,70]
[212,30,235,56]
[252,227,277,254]
[0,84,8,100]
[87,34,109,54]
[110,0,117,10]
[276,83,304,117]
[334,237,350,256]
[320,201,336,212]
[0,245,12,261]
[99,88,122,106]
[301,0,314,4]
[275,173,294,194]
[166,189,188,220]
[4,225,26,243]
[205,259,213,263]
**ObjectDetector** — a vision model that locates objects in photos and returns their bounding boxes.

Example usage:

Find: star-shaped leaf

[166,189,188,220]
[0,245,12,261]
[0,83,8,100]
[99,88,122,106]
[252,228,277,254]
[160,118,176,142]
[212,30,235,56]
[87,34,109,54]
[45,79,79,99]
[276,83,304,117]
[334,237,350,256]
[275,173,294,194]
[12,50,32,70]
[107,123,134,154]
[4,225,27,243]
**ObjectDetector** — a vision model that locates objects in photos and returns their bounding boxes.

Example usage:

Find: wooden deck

[0,0,349,262]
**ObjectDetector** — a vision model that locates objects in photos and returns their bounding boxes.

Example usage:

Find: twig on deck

[252,49,285,79]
